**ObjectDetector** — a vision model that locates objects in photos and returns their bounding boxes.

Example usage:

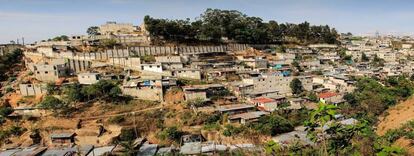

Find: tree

[0,107,13,117]
[52,35,69,41]
[63,83,84,102]
[144,9,339,44]
[81,85,99,100]
[87,26,100,35]
[46,83,58,95]
[250,114,294,136]
[290,78,304,95]
[361,52,369,62]
[109,86,122,98]
[304,101,338,156]
[343,93,357,106]
[38,96,66,111]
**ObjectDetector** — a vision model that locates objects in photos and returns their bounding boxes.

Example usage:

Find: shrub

[38,96,66,110]
[8,77,16,82]
[203,123,221,131]
[205,113,221,124]
[249,114,294,136]
[158,126,183,142]
[108,116,125,124]
[0,107,13,117]
[118,128,138,142]
[0,117,5,125]
[222,124,246,137]
[9,125,27,136]
[184,98,207,108]
[5,87,14,93]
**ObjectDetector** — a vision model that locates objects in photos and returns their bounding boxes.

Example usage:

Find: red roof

[252,97,275,103]
[318,92,338,98]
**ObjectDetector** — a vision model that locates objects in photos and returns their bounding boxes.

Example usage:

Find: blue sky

[1,0,414,44]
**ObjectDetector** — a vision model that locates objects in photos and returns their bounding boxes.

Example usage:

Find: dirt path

[76,105,163,120]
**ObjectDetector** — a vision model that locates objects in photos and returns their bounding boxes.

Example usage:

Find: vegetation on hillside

[341,76,414,123]
[144,9,339,44]
[0,48,23,80]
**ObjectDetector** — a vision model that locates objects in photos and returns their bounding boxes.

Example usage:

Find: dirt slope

[377,97,414,135]
[377,97,414,154]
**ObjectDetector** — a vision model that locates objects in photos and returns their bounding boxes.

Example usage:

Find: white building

[78,73,101,85]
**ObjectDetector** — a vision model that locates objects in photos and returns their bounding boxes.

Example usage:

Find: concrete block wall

[19,84,46,96]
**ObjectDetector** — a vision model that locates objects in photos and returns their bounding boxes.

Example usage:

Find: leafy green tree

[109,86,122,98]
[343,93,357,106]
[38,96,66,111]
[46,83,58,95]
[144,9,339,44]
[63,83,84,102]
[290,78,304,95]
[52,35,69,41]
[81,85,99,100]
[95,80,116,95]
[87,26,100,35]
[250,114,294,136]
[305,102,338,155]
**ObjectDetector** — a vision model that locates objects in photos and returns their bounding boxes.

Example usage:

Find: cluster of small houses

[0,133,264,156]
[4,22,414,155]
